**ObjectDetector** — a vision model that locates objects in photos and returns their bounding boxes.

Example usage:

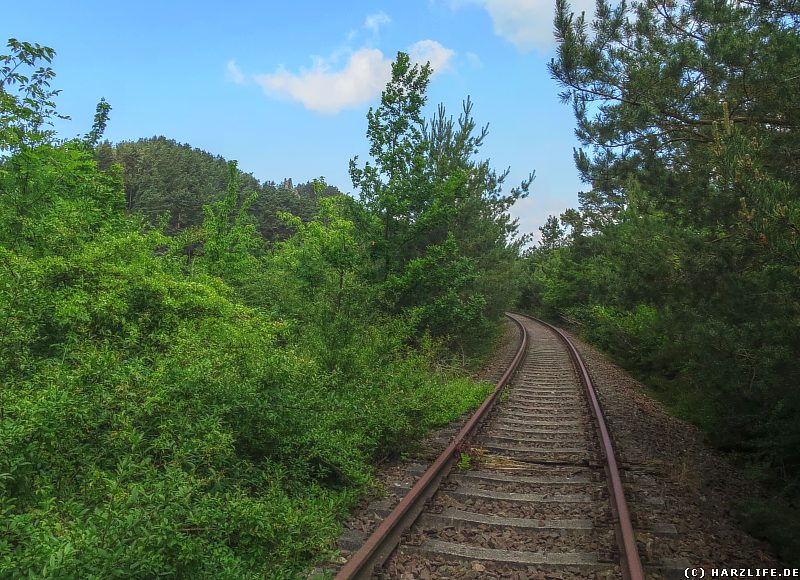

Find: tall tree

[83,97,111,148]
[531,3,800,554]
[0,38,65,153]
[352,52,533,348]
[550,0,799,232]
[350,52,432,278]
[538,215,566,251]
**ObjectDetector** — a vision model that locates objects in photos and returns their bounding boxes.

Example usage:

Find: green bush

[0,142,492,577]
[0,42,503,575]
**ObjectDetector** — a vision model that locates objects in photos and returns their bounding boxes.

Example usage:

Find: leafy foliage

[0,38,65,153]
[350,51,533,351]
[0,41,495,577]
[523,0,800,560]
[96,136,342,239]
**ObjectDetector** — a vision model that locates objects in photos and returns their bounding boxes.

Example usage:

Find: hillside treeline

[95,136,344,239]
[521,0,799,558]
[0,41,527,576]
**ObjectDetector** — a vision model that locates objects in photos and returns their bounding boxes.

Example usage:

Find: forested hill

[95,136,343,239]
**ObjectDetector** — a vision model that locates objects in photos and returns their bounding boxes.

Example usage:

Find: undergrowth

[0,144,496,578]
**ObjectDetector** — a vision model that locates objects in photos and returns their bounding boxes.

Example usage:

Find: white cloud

[408,40,455,75]
[245,11,456,115]
[364,11,391,34]
[226,60,246,84]
[252,39,456,114]
[254,48,392,115]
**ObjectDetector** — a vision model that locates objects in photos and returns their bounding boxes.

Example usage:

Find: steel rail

[532,315,645,580]
[335,314,528,579]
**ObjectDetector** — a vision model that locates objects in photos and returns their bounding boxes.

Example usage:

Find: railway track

[336,313,690,579]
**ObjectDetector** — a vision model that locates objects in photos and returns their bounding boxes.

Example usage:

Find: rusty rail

[534,316,645,580]
[335,314,528,579]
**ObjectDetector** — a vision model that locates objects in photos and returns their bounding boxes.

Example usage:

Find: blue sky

[3,0,595,241]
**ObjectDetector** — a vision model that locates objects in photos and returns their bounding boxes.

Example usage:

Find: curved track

[337,313,652,579]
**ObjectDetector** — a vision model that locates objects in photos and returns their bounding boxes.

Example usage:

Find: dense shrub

[0,141,491,579]
[0,40,502,575]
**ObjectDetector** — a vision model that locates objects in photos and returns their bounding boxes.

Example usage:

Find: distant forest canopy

[95,136,344,239]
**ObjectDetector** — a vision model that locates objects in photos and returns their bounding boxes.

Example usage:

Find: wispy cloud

[409,40,455,74]
[466,51,483,68]
[512,192,572,244]
[364,11,391,35]
[226,59,246,84]
[251,39,455,115]
[445,0,595,53]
